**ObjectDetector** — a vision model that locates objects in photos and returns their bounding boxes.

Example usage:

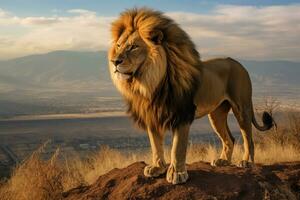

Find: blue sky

[1,0,299,16]
[0,0,300,60]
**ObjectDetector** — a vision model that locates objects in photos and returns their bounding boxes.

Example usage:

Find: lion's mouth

[114,69,134,80]
[114,69,133,76]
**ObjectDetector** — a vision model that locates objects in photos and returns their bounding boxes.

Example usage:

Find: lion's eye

[130,45,139,51]
[116,44,121,48]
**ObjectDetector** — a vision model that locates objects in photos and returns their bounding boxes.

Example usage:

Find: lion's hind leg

[209,101,235,167]
[232,104,254,168]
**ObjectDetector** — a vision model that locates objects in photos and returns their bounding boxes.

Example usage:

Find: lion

[108,8,274,184]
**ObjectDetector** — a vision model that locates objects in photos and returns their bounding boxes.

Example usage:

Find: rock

[63,161,300,200]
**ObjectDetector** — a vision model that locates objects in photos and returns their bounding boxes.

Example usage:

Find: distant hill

[240,59,300,87]
[0,51,110,90]
[0,51,299,117]
[0,51,121,117]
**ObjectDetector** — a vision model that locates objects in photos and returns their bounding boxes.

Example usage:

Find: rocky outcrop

[63,161,300,200]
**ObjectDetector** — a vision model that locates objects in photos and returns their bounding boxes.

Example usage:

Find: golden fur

[109,8,201,132]
[108,8,274,184]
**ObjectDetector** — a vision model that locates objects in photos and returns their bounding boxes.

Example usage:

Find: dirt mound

[63,161,300,200]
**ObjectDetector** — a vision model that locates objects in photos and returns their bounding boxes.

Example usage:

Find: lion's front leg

[144,128,167,177]
[166,124,190,184]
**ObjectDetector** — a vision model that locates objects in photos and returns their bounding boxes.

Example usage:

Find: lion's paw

[237,160,253,168]
[166,164,188,184]
[144,165,167,177]
[211,159,230,167]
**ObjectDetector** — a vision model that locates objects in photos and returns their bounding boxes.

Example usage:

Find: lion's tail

[251,103,275,131]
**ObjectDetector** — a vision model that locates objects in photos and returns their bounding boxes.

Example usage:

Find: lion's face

[109,28,167,98]
[109,31,148,80]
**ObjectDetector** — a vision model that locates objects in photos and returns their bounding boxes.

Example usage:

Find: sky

[0,0,300,61]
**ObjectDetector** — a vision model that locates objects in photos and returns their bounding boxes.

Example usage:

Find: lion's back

[203,57,251,84]
[201,57,252,102]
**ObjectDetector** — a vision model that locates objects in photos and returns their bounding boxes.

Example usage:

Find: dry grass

[0,112,300,200]
[0,142,64,200]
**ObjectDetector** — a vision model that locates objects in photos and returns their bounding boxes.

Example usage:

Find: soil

[63,161,300,200]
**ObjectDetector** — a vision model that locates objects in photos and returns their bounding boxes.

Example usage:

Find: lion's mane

[110,8,202,131]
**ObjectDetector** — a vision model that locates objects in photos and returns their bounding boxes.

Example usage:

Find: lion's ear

[149,30,163,45]
[111,21,125,42]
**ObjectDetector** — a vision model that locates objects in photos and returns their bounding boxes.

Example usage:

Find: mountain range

[0,50,299,118]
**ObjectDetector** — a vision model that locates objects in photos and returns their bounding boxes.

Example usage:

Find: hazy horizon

[0,50,299,119]
[3,49,300,62]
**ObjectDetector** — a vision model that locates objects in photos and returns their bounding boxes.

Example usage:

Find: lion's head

[108,8,202,131]
[108,9,169,99]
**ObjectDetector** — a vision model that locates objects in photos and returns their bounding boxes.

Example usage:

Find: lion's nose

[111,58,123,66]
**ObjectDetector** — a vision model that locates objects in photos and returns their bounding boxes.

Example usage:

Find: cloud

[0,8,8,17]
[167,4,300,61]
[0,9,114,59]
[0,5,300,61]
[21,17,60,25]
[68,9,97,16]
